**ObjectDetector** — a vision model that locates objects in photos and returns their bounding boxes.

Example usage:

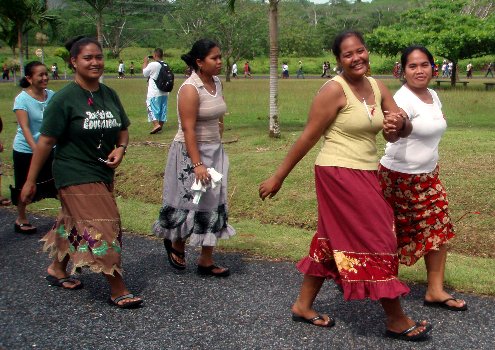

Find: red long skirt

[297,166,410,301]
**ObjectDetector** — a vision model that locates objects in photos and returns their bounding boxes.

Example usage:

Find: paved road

[1,208,493,350]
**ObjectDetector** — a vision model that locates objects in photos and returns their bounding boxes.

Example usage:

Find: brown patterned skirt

[41,182,123,276]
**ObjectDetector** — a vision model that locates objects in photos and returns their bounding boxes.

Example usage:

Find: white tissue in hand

[191,167,223,204]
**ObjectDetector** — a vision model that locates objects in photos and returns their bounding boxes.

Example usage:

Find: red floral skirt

[296,166,410,301]
[378,165,455,266]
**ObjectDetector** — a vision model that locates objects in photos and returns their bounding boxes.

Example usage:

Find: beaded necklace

[74,80,108,160]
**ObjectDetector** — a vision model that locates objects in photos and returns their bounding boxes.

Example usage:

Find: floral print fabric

[378,164,455,266]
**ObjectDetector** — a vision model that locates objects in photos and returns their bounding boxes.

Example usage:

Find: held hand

[20,181,36,204]
[382,111,404,135]
[259,176,283,200]
[194,164,211,186]
[105,148,125,169]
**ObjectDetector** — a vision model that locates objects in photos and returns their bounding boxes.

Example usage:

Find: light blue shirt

[12,89,55,153]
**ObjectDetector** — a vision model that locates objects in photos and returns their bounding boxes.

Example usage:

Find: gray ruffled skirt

[152,141,236,246]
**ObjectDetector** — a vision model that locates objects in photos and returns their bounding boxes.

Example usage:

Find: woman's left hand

[194,164,211,186]
[105,147,125,169]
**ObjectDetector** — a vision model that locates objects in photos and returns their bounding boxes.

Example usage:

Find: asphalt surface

[1,208,494,350]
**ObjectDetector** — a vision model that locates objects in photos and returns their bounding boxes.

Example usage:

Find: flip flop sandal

[14,222,37,234]
[424,298,468,311]
[292,313,335,328]
[197,264,230,277]
[109,293,143,309]
[385,322,433,341]
[45,275,83,290]
[0,197,11,206]
[163,239,186,270]
[149,126,162,134]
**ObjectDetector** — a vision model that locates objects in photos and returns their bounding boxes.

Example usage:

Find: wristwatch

[116,144,127,154]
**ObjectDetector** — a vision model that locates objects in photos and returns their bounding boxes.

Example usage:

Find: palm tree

[0,0,58,76]
[229,0,281,138]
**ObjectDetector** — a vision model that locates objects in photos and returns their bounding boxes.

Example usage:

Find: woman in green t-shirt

[21,36,142,309]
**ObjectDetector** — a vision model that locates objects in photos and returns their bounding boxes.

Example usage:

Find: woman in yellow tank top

[259,31,432,341]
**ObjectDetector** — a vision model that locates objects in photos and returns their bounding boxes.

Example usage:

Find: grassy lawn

[0,76,493,295]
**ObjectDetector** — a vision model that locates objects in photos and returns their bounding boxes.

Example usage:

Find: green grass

[1,77,494,295]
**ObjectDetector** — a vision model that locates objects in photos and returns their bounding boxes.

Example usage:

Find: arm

[20,135,57,203]
[15,110,37,152]
[105,128,129,169]
[259,82,345,200]
[377,80,412,142]
[142,57,151,77]
[178,85,210,185]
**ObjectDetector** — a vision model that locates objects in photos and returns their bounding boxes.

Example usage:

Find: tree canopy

[367,0,495,84]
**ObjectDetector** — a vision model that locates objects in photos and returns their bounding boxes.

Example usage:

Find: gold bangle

[192,161,203,168]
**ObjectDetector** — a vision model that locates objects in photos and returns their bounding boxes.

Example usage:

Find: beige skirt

[41,182,123,276]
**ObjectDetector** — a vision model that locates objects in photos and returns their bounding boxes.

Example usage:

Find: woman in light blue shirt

[12,61,57,234]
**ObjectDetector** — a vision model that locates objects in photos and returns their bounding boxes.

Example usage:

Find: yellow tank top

[315,75,384,170]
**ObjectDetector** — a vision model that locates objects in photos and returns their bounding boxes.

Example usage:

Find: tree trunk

[225,56,231,82]
[97,12,104,83]
[450,60,457,86]
[268,1,280,138]
[17,25,24,77]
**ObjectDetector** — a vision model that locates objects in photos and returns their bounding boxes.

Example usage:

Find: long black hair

[19,61,45,88]
[181,39,218,72]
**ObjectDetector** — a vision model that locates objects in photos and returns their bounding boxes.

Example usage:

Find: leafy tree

[0,0,58,75]
[168,0,266,81]
[367,0,495,85]
[81,0,113,45]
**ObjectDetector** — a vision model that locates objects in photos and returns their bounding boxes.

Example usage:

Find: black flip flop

[424,298,467,311]
[292,313,335,328]
[109,293,143,309]
[385,322,433,341]
[163,239,186,270]
[14,222,37,234]
[197,264,230,277]
[149,126,162,134]
[45,275,83,290]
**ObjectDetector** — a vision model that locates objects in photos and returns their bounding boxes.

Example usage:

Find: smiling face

[197,46,222,76]
[337,35,369,79]
[403,49,433,90]
[71,43,104,83]
[27,65,49,91]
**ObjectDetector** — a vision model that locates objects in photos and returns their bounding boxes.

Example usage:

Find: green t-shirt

[41,82,130,189]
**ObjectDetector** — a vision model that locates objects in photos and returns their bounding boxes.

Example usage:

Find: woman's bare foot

[110,290,143,307]
[291,302,333,327]
[46,264,82,289]
[424,291,466,309]
[386,316,428,337]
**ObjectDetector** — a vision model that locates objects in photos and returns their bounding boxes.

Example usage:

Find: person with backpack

[143,48,173,134]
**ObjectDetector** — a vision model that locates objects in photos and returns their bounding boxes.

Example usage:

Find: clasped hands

[383,109,407,137]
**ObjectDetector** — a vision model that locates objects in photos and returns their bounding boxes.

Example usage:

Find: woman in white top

[378,45,466,311]
[152,39,235,277]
